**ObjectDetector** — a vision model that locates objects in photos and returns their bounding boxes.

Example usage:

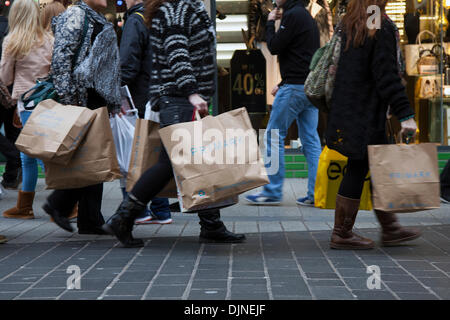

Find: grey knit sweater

[149,0,216,107]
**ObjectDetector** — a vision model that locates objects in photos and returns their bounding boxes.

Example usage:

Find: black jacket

[265,0,319,85]
[119,3,152,116]
[326,18,414,159]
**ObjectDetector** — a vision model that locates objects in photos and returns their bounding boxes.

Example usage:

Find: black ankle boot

[43,203,73,233]
[102,198,145,248]
[198,209,246,243]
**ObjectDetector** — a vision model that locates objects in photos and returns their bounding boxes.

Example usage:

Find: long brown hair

[143,0,167,27]
[41,1,66,31]
[342,0,388,50]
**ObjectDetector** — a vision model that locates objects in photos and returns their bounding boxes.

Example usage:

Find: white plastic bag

[0,184,4,200]
[144,101,160,123]
[110,113,136,175]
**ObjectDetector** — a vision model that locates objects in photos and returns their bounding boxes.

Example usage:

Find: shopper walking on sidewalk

[103,0,246,247]
[42,0,122,235]
[326,0,421,249]
[245,0,322,206]
[0,0,53,220]
[119,0,172,225]
[0,2,22,192]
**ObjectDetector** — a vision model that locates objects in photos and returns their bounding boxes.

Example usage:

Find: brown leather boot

[374,210,422,246]
[330,194,375,250]
[3,191,35,219]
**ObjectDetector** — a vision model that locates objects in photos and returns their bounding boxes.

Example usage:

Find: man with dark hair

[245,0,321,206]
[0,2,22,191]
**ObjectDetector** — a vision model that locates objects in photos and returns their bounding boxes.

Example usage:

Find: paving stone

[343,277,387,290]
[307,279,345,287]
[385,282,429,293]
[0,292,20,299]
[191,279,228,289]
[115,271,157,282]
[152,275,191,285]
[305,272,340,280]
[273,295,313,300]
[352,290,397,300]
[103,295,141,300]
[105,282,149,296]
[230,293,270,300]
[416,277,450,287]
[396,292,439,300]
[0,283,32,292]
[19,288,66,298]
[310,286,354,300]
[59,291,102,300]
[187,289,226,300]
[145,285,187,298]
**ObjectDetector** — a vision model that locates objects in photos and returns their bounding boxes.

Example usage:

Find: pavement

[0,178,449,300]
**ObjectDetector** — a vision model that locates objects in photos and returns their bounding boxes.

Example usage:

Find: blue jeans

[261,84,321,201]
[19,111,45,192]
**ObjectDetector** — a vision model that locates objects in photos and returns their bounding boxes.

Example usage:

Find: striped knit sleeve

[162,8,199,96]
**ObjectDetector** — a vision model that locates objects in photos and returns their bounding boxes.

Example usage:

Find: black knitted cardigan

[148,0,216,107]
[326,18,414,159]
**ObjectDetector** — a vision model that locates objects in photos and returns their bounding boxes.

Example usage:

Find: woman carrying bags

[102,0,246,247]
[0,0,53,220]
[326,0,421,249]
[42,0,122,235]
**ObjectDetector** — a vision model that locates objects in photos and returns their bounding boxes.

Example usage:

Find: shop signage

[230,49,266,113]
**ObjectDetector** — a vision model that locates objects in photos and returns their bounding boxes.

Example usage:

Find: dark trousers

[131,144,224,231]
[337,132,388,200]
[338,157,369,200]
[47,183,105,229]
[0,107,21,183]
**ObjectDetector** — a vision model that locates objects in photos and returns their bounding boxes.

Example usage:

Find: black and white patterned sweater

[149,0,216,107]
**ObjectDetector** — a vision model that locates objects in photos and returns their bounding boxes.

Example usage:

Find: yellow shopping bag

[314,147,372,210]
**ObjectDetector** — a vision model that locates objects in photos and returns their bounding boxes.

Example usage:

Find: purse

[304,26,342,113]
[417,48,439,75]
[404,30,437,76]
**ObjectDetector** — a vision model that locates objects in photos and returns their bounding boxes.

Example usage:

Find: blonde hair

[41,1,66,31]
[5,0,48,59]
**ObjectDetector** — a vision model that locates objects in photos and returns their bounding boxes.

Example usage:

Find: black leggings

[131,144,173,204]
[338,157,370,200]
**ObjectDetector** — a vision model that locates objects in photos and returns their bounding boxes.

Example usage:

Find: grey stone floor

[0,179,449,300]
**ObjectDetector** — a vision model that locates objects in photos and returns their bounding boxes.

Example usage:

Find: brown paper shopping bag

[126,119,177,197]
[15,99,96,165]
[45,107,122,189]
[159,107,269,212]
[368,143,440,213]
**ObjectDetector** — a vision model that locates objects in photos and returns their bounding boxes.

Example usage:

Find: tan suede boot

[330,194,375,250]
[3,191,35,219]
[374,210,422,246]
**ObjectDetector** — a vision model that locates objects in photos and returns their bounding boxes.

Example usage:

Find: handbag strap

[416,30,437,46]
